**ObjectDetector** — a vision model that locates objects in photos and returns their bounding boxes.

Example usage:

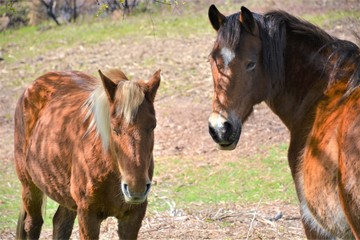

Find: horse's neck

[266,36,335,134]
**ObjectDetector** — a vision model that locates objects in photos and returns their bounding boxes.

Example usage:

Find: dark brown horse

[207,5,360,239]
[14,68,161,239]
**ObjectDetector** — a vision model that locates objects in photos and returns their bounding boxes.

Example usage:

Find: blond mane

[83,69,145,150]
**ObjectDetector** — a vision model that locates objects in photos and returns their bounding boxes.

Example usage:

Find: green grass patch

[148,143,297,213]
[303,10,360,27]
[0,163,21,229]
[0,162,59,231]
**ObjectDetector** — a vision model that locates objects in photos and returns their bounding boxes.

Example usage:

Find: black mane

[215,12,242,50]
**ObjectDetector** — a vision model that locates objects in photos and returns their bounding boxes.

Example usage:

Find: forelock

[115,80,145,123]
[216,12,242,50]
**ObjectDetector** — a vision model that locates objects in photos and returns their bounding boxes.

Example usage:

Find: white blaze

[209,112,227,129]
[220,47,235,68]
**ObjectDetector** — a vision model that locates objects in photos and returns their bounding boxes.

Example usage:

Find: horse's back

[16,71,96,142]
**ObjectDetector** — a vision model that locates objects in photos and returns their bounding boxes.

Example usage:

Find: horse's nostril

[122,182,151,196]
[209,124,220,142]
[223,121,232,138]
[145,183,151,195]
[209,124,216,137]
[121,183,129,197]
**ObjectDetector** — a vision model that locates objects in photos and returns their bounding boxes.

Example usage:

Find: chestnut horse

[14,68,161,239]
[207,5,360,239]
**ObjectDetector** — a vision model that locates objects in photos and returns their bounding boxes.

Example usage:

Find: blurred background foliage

[0,0,187,31]
[1,0,359,32]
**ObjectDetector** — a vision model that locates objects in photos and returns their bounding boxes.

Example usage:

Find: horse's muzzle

[208,112,241,150]
[121,182,151,204]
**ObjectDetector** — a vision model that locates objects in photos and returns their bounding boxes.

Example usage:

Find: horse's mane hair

[264,10,360,95]
[259,10,337,93]
[327,41,360,96]
[216,9,360,95]
[83,69,145,150]
[115,79,145,123]
[215,12,242,51]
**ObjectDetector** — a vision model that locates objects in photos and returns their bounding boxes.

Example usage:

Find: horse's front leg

[52,205,77,239]
[117,203,147,240]
[77,208,102,240]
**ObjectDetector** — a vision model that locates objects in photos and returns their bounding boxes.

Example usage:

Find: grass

[148,144,296,214]
[303,10,360,27]
[0,163,21,229]
[0,161,59,230]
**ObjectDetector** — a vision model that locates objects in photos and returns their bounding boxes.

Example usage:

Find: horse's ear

[208,4,226,31]
[99,70,117,102]
[240,6,258,35]
[146,69,161,103]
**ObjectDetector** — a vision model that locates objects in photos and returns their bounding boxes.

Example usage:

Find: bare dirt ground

[1,2,359,239]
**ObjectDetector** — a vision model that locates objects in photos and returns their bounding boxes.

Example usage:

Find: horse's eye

[246,61,256,71]
[113,128,120,136]
[213,58,224,71]
[215,62,226,73]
